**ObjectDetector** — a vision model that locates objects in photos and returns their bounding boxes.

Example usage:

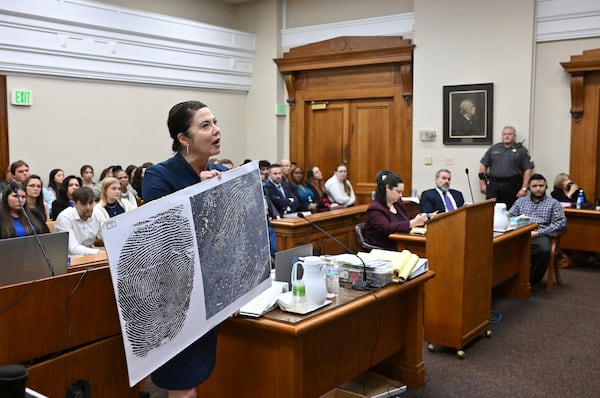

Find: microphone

[465,168,475,204]
[10,182,55,276]
[297,212,371,291]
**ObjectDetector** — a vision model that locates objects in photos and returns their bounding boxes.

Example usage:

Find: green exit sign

[11,90,33,106]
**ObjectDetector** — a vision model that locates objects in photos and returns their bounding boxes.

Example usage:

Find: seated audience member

[258,160,271,182]
[363,170,428,250]
[219,159,234,169]
[131,162,153,203]
[263,163,301,216]
[325,163,356,207]
[10,160,30,183]
[46,168,65,200]
[92,165,114,201]
[55,186,104,255]
[280,159,292,182]
[24,175,49,221]
[113,167,139,209]
[125,164,137,182]
[95,177,134,221]
[51,175,81,220]
[420,168,465,214]
[80,165,95,189]
[306,165,338,211]
[509,173,567,284]
[287,165,317,212]
[0,165,12,195]
[0,183,49,239]
[551,172,585,206]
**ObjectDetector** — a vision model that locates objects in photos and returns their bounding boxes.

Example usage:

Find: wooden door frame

[274,36,415,194]
[0,75,9,174]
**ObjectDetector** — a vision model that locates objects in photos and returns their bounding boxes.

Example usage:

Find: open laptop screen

[0,232,69,286]
[274,243,313,288]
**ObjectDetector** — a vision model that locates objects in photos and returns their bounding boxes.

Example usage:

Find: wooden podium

[0,267,139,397]
[392,199,495,357]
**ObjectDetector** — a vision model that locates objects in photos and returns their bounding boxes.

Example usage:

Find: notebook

[274,243,313,288]
[0,232,69,286]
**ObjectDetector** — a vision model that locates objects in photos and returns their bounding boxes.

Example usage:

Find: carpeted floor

[143,257,600,398]
[404,256,600,398]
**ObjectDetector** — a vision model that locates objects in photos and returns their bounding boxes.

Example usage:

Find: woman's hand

[200,169,222,181]
[410,213,428,228]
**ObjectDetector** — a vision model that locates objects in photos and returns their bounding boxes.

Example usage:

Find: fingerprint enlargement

[117,205,194,358]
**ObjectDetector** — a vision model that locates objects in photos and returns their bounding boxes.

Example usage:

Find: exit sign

[11,90,33,106]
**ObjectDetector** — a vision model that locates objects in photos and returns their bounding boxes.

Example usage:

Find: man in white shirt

[55,186,104,256]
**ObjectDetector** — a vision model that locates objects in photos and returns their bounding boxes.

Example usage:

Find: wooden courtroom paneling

[197,272,434,397]
[271,204,367,253]
[562,49,600,201]
[561,208,600,252]
[275,37,414,204]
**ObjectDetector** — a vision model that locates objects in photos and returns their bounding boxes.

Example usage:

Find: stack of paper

[239,281,288,317]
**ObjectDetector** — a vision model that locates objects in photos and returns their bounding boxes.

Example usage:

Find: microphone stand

[465,168,476,204]
[297,212,370,291]
[14,185,55,276]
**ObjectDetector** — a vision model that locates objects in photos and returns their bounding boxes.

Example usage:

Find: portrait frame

[443,83,493,145]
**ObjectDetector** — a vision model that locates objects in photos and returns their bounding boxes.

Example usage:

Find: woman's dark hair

[167,101,208,152]
[131,166,145,200]
[23,175,46,221]
[0,183,45,238]
[374,170,403,205]
[57,175,82,201]
[48,168,63,192]
[80,164,94,178]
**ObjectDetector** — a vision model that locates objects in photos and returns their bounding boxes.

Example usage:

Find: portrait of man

[450,93,485,137]
[443,83,493,145]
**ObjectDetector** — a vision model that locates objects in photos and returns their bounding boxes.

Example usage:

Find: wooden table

[391,223,536,299]
[561,208,600,252]
[196,271,435,397]
[271,204,367,254]
[0,266,138,397]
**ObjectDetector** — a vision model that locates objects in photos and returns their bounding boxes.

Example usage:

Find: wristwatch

[521,187,527,191]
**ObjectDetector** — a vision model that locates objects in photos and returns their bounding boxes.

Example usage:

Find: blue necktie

[443,192,454,211]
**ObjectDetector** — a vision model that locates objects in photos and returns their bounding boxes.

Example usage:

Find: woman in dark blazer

[363,170,428,250]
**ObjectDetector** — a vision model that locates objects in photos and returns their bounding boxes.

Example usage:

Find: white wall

[412,0,536,200]
[532,36,600,185]
[235,0,283,162]
[6,75,246,178]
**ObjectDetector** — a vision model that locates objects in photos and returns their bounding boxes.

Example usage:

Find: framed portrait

[443,83,493,145]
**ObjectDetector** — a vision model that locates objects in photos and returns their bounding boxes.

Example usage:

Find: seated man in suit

[55,186,104,256]
[420,168,465,214]
[263,163,301,216]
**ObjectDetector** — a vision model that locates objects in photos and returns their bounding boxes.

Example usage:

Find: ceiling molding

[536,0,600,42]
[0,0,255,91]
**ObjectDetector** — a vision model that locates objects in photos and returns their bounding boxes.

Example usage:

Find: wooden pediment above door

[561,48,600,122]
[274,36,414,107]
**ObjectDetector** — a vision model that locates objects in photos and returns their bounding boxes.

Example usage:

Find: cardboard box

[319,371,406,398]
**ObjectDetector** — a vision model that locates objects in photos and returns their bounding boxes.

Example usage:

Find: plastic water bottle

[322,256,340,298]
[576,189,584,209]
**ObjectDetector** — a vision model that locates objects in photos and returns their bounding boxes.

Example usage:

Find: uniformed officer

[479,126,534,209]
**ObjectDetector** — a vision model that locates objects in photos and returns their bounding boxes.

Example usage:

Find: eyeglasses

[27,184,42,188]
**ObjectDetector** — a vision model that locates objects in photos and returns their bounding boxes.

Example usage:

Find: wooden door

[304,98,394,204]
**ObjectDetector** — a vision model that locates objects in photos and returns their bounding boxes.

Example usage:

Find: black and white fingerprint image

[190,171,271,318]
[116,205,195,358]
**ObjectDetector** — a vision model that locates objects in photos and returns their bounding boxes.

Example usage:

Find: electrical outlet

[424,156,433,165]
[419,130,436,141]
[445,156,454,166]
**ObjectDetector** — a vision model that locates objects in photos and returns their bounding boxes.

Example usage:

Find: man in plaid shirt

[509,173,567,285]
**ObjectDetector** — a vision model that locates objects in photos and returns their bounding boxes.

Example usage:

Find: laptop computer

[274,243,313,288]
[0,232,69,286]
